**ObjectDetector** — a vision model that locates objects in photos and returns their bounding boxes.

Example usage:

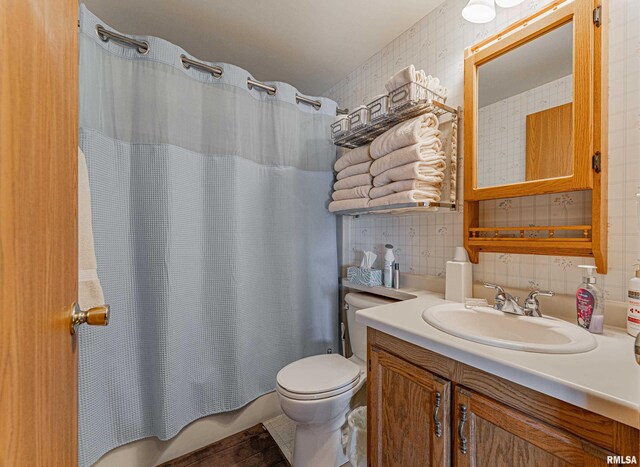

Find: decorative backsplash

[324,0,640,302]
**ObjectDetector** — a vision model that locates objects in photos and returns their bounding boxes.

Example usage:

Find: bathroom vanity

[357,292,640,466]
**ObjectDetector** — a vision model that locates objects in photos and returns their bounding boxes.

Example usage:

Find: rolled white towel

[332,185,372,201]
[373,161,446,187]
[334,173,373,191]
[368,190,441,208]
[329,198,370,213]
[370,179,443,199]
[385,65,417,92]
[425,75,448,99]
[371,113,440,159]
[370,144,444,177]
[336,160,372,180]
[334,145,372,172]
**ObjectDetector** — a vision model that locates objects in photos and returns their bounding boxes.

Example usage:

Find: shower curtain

[78,6,338,466]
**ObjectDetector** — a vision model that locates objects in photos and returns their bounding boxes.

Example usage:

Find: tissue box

[347,267,383,287]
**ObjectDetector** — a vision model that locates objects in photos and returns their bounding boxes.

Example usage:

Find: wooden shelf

[467,238,594,257]
[468,225,592,240]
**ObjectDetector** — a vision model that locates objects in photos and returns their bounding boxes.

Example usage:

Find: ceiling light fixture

[461,0,496,24]
[462,0,526,23]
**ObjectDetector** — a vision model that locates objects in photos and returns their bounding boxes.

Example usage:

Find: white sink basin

[422,303,597,354]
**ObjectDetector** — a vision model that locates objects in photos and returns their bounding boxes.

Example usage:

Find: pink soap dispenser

[576,265,604,334]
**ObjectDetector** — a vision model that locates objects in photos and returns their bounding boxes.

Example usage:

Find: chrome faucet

[484,283,554,317]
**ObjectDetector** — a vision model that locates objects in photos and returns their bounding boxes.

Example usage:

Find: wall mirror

[477,22,574,189]
[465,0,600,201]
[463,0,608,272]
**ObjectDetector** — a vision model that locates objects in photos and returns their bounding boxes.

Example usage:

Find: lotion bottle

[383,244,394,288]
[576,265,604,334]
[627,265,640,337]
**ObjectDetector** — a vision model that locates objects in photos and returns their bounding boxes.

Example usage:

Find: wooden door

[526,103,574,181]
[454,387,620,467]
[368,347,450,467]
[0,0,79,465]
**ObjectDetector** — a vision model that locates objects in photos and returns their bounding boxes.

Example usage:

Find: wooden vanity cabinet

[367,328,639,467]
[368,347,451,466]
[454,387,619,466]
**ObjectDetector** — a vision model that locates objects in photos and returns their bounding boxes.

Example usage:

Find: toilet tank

[345,293,397,362]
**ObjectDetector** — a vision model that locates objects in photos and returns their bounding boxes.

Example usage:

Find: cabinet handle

[432,392,442,438]
[458,404,468,454]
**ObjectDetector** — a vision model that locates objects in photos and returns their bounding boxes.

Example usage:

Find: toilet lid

[276,354,360,395]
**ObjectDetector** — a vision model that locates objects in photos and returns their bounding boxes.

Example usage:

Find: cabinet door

[368,347,450,467]
[454,387,620,467]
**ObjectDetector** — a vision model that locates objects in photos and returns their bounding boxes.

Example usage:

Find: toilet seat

[276,354,362,401]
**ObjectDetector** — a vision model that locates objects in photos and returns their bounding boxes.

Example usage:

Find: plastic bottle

[576,265,604,334]
[383,244,394,288]
[445,247,472,303]
[627,264,640,337]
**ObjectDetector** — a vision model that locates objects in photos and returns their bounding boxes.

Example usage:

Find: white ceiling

[82,0,444,96]
[478,22,573,107]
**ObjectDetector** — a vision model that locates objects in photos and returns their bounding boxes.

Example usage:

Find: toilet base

[291,411,349,467]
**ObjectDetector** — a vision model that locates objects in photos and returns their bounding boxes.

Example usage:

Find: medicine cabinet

[463,0,608,272]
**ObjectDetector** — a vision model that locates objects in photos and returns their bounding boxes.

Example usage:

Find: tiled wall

[325,0,640,302]
[478,74,573,188]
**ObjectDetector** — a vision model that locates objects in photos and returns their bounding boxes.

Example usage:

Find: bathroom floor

[263,415,296,463]
[159,424,289,467]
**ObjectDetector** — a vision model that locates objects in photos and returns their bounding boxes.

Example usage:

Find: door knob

[70,302,110,335]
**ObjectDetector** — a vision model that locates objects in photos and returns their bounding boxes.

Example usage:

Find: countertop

[355,288,640,429]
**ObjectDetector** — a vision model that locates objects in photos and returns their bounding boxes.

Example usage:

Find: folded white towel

[336,160,372,180]
[385,65,417,92]
[334,145,372,172]
[371,113,440,159]
[334,173,373,190]
[329,198,370,213]
[332,185,372,201]
[370,179,443,199]
[78,147,105,309]
[370,144,444,176]
[369,190,441,208]
[373,161,446,187]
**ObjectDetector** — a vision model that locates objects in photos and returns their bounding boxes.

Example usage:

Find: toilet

[276,293,395,467]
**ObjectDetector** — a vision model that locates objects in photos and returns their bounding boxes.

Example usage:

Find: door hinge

[593,6,602,27]
[592,151,602,173]
[368,359,371,372]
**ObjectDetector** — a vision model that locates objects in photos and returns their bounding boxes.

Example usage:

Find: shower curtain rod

[94,24,348,115]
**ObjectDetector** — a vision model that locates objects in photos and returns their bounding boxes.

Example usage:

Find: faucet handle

[524,290,554,317]
[483,283,506,295]
[526,290,555,302]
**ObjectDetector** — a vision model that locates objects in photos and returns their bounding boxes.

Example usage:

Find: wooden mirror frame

[463,0,608,272]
